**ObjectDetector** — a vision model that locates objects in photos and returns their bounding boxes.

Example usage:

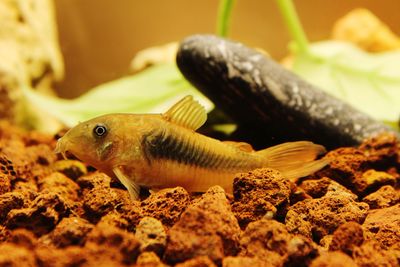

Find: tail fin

[257,141,329,181]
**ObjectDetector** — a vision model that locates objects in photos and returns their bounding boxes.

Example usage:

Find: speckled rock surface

[135,216,167,255]
[175,256,217,267]
[239,219,318,267]
[310,251,357,267]
[176,34,397,148]
[362,185,400,209]
[352,241,398,267]
[0,119,399,266]
[141,187,191,228]
[222,256,270,267]
[165,186,241,265]
[285,194,369,240]
[232,168,291,227]
[328,222,364,255]
[362,204,400,250]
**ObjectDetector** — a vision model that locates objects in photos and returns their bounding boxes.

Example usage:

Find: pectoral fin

[113,166,140,200]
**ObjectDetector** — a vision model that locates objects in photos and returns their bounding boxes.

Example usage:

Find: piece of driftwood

[176,34,398,148]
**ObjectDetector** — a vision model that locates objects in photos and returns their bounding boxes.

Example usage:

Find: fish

[55,95,329,200]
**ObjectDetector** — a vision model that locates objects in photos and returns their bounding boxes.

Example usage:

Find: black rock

[176,34,398,149]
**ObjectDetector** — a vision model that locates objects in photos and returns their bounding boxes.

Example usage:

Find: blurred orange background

[54,0,400,98]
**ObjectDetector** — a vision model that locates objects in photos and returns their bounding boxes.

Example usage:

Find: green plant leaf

[291,40,400,124]
[276,0,400,126]
[22,63,213,128]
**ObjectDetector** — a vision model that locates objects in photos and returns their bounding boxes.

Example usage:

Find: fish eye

[93,124,107,137]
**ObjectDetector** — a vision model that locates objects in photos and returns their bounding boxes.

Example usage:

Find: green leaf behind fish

[276,0,400,127]
[22,63,213,128]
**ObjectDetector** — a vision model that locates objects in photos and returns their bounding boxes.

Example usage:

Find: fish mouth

[54,138,68,160]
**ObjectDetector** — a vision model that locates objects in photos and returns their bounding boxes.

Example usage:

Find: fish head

[55,114,124,169]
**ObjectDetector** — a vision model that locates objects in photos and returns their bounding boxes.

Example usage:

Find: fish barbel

[55,96,328,199]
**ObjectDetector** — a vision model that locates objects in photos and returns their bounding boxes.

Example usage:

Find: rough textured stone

[52,159,87,180]
[175,256,217,267]
[165,186,241,265]
[285,195,369,240]
[328,222,364,255]
[362,204,400,250]
[84,222,141,265]
[232,168,291,227]
[37,172,80,202]
[83,186,121,218]
[42,217,93,247]
[239,219,317,267]
[141,187,191,227]
[136,251,166,267]
[222,256,270,267]
[5,192,70,235]
[362,185,400,209]
[0,243,37,267]
[299,177,356,200]
[352,241,398,267]
[0,192,26,222]
[135,217,166,255]
[310,251,357,267]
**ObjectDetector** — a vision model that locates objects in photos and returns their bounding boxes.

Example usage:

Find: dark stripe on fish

[141,129,243,169]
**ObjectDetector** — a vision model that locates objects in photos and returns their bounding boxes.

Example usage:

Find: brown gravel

[0,122,399,266]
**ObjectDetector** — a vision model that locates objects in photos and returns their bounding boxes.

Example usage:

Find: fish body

[56,96,328,199]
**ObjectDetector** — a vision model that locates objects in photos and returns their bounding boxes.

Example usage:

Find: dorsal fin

[163,95,207,130]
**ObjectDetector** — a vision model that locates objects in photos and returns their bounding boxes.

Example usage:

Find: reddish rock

[310,251,357,267]
[314,134,400,195]
[359,133,399,167]
[115,199,144,232]
[141,187,191,228]
[222,256,270,267]
[37,172,80,202]
[175,256,217,267]
[83,186,121,218]
[98,210,130,230]
[362,185,400,209]
[42,217,93,247]
[239,219,317,267]
[76,172,111,190]
[328,222,364,255]
[34,246,87,267]
[319,235,333,250]
[7,229,37,249]
[352,241,398,267]
[0,154,17,179]
[135,251,166,267]
[299,177,356,199]
[232,168,291,227]
[0,173,11,194]
[286,236,319,267]
[165,186,241,265]
[135,217,167,255]
[0,243,37,267]
[356,169,397,194]
[84,222,141,265]
[5,192,70,235]
[52,159,87,181]
[315,147,368,191]
[0,225,10,242]
[12,180,38,195]
[0,192,26,222]
[362,204,400,250]
[285,195,369,240]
